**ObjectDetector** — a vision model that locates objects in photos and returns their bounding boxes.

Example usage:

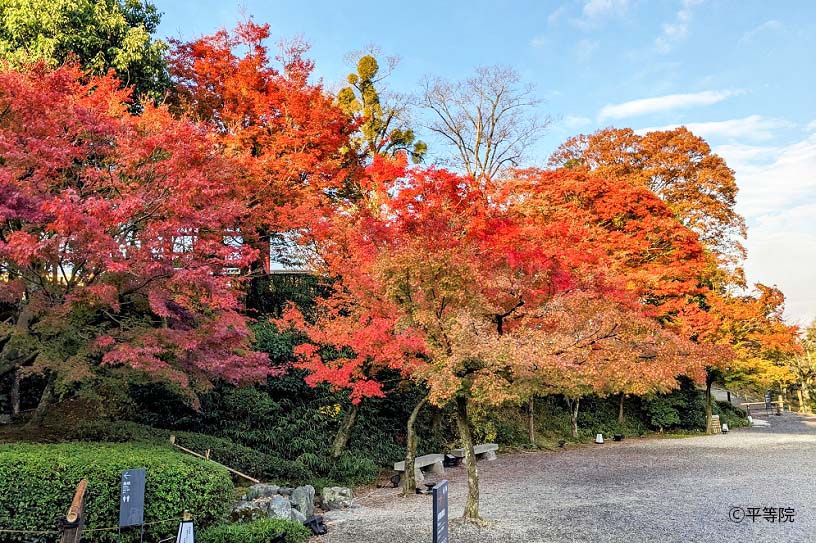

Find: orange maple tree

[283,158,723,518]
[550,127,747,285]
[168,21,359,276]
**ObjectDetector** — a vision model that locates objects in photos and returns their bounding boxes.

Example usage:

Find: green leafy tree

[0,0,170,103]
[337,54,426,163]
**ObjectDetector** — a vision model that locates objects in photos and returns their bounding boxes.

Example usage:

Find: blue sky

[157,0,816,325]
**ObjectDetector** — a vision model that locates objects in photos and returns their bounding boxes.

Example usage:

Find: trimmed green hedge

[199,518,310,543]
[0,442,233,542]
[69,420,312,484]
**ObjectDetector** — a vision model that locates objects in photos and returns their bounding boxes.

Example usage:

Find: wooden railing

[742,400,784,416]
[169,435,260,484]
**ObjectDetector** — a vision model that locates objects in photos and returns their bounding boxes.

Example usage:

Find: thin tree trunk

[801,381,813,414]
[332,403,359,458]
[618,393,625,425]
[570,398,580,438]
[455,396,479,520]
[10,369,20,416]
[402,396,428,496]
[528,397,536,446]
[29,372,55,426]
[705,379,713,434]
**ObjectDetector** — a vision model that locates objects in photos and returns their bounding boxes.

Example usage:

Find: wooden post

[60,479,88,543]
[205,449,211,460]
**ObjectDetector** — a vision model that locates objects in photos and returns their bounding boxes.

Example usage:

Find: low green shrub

[0,442,233,542]
[68,420,312,484]
[714,400,749,429]
[643,395,682,431]
[199,518,310,543]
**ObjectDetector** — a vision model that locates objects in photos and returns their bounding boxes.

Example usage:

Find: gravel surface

[320,413,816,543]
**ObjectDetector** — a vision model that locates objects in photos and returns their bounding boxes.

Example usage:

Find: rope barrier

[0,517,185,536]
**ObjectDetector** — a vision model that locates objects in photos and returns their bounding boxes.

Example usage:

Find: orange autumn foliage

[550,127,746,286]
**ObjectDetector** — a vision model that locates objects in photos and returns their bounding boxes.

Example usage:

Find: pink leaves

[0,64,277,387]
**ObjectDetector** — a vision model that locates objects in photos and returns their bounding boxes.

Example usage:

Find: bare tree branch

[420,66,550,183]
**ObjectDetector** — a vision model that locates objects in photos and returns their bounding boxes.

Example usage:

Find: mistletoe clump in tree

[337,54,427,163]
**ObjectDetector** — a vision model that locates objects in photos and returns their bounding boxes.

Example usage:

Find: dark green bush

[0,442,233,542]
[714,400,749,429]
[199,517,310,543]
[643,395,682,431]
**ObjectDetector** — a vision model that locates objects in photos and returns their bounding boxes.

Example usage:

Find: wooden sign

[119,468,146,527]
[432,480,449,543]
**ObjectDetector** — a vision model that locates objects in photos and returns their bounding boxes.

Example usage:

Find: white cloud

[806,119,816,132]
[560,115,593,130]
[716,135,816,325]
[744,228,816,326]
[582,0,630,19]
[547,5,569,26]
[740,20,783,44]
[575,39,599,62]
[637,115,793,142]
[655,0,704,53]
[599,90,737,120]
[718,134,816,217]
[530,35,547,48]
[569,0,629,29]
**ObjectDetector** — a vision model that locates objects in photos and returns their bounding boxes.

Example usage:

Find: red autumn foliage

[0,63,270,385]
[168,21,359,272]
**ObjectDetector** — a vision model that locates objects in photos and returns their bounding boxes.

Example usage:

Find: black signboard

[119,468,146,527]
[765,392,772,409]
[432,480,448,543]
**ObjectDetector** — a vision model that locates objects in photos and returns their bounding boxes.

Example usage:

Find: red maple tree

[0,64,271,411]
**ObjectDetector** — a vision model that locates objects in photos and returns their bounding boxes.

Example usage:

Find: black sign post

[119,468,146,542]
[432,480,448,543]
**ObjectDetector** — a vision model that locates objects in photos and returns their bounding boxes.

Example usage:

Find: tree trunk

[618,393,625,425]
[29,372,55,426]
[455,396,479,520]
[332,403,359,458]
[528,397,536,446]
[566,397,580,438]
[402,395,428,496]
[800,381,813,414]
[705,379,713,434]
[10,369,20,416]
[570,398,581,437]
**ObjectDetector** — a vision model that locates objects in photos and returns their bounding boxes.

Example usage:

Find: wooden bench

[450,443,498,462]
[394,453,445,483]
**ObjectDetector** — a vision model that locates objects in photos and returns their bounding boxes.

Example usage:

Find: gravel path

[321,413,816,543]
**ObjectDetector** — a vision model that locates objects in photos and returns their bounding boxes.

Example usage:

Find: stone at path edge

[292,485,316,517]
